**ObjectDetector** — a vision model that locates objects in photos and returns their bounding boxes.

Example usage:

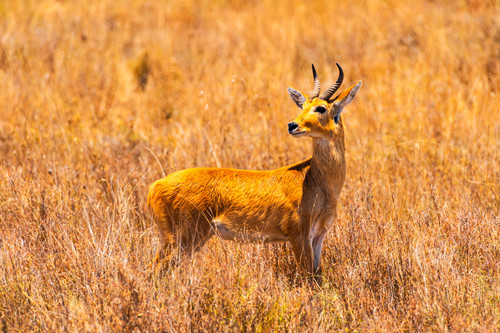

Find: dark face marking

[333,114,340,124]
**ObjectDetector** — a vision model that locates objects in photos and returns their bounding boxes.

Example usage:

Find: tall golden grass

[0,0,498,331]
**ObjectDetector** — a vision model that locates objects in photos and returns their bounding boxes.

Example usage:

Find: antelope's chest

[311,209,337,236]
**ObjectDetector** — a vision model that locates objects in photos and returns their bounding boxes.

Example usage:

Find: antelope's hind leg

[154,213,215,271]
[177,216,215,260]
[151,229,177,271]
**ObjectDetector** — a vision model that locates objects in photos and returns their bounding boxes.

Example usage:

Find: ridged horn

[309,64,320,99]
[319,63,344,101]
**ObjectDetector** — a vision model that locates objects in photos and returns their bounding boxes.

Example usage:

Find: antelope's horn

[309,64,320,99]
[319,63,344,101]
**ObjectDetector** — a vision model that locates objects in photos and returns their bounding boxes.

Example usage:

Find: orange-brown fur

[147,67,361,281]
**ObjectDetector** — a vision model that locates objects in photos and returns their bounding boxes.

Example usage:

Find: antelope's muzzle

[288,122,299,133]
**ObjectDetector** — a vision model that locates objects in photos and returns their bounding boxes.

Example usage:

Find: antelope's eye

[315,106,327,114]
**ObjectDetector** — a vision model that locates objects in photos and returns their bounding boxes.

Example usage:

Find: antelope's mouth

[289,130,306,136]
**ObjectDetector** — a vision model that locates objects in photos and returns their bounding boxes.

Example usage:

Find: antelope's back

[147,166,308,224]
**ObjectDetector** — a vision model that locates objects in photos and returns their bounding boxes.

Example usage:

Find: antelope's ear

[332,81,362,113]
[287,87,307,109]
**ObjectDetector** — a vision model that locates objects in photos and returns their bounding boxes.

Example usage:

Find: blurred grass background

[0,0,498,331]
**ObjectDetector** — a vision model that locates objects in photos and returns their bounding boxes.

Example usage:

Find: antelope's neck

[310,136,346,202]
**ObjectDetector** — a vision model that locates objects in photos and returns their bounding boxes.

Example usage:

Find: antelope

[147,64,361,281]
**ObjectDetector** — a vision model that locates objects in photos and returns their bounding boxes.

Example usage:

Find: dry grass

[0,0,499,331]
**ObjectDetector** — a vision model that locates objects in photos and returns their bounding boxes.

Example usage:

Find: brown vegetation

[0,0,498,331]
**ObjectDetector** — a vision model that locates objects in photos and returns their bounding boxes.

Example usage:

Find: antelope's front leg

[312,232,327,284]
[289,234,315,279]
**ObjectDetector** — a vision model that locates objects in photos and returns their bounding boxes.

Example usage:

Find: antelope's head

[287,64,361,140]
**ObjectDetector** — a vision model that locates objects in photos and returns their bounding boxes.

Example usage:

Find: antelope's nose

[288,122,299,133]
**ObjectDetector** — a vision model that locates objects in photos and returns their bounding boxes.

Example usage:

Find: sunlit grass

[0,0,498,331]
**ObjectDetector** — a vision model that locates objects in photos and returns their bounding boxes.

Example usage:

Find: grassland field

[0,0,499,331]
